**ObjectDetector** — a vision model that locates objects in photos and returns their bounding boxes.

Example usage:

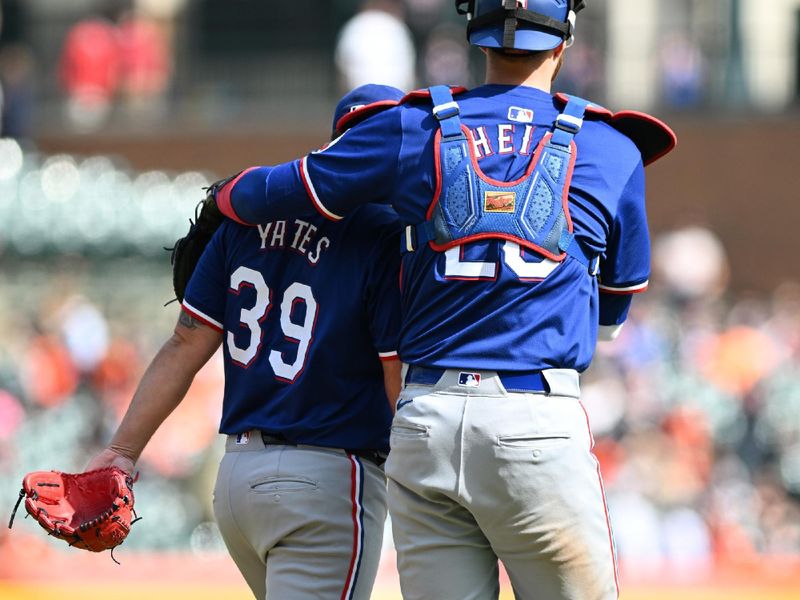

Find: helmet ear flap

[565,9,577,48]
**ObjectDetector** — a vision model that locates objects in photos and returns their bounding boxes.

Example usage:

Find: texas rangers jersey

[182,204,401,452]
[223,84,650,373]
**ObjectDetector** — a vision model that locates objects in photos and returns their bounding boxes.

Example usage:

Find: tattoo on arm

[178,311,201,330]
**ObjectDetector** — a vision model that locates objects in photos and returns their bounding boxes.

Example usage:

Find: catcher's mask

[455,0,587,52]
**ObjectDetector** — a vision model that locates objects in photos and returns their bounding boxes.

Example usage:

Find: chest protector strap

[402,84,595,270]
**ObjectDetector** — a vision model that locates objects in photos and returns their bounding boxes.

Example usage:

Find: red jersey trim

[598,281,649,295]
[216,168,258,225]
[181,302,223,333]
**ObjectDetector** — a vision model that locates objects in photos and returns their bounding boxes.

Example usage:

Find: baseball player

[87,84,406,599]
[184,2,677,599]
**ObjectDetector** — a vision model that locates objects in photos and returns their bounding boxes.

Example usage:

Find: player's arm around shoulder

[214,107,404,226]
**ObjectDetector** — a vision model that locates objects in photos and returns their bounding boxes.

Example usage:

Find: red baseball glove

[9,467,138,557]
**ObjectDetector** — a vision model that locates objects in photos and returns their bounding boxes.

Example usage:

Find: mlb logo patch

[508,106,534,123]
[458,372,481,387]
[235,432,250,445]
[485,191,516,213]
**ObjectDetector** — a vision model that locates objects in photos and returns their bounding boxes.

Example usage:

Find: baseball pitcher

[87,85,406,600]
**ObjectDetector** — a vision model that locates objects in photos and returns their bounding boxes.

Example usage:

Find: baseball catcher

[9,467,137,560]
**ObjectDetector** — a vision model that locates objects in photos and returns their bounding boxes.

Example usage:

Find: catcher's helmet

[455,0,587,52]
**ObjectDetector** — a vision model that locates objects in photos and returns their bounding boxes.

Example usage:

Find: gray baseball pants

[213,433,388,599]
[385,368,618,600]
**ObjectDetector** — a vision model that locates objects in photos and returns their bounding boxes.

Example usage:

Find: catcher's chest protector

[405,85,593,267]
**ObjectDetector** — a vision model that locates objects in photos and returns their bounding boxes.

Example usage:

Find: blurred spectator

[421,23,471,87]
[653,226,729,301]
[59,17,121,131]
[659,33,704,109]
[0,389,23,440]
[554,42,604,100]
[0,389,23,476]
[662,507,713,575]
[93,337,141,402]
[697,324,779,396]
[136,0,187,20]
[56,295,110,376]
[20,330,78,408]
[335,0,416,92]
[404,0,448,28]
[117,8,173,120]
[608,490,665,571]
[766,282,800,361]
[0,43,34,138]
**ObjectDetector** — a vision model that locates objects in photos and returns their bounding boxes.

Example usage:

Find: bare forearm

[108,314,221,463]
[109,339,195,461]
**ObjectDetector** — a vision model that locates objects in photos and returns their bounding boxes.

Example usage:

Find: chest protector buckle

[403,85,594,269]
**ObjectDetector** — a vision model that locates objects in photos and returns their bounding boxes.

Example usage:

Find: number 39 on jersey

[227,266,318,383]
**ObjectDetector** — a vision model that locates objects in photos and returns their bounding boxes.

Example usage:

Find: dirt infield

[1,536,798,599]
[2,582,800,600]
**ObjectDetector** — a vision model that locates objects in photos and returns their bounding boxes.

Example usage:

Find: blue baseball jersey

[182,204,401,452]
[224,84,650,373]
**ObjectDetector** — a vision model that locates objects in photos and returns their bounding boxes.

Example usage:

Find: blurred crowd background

[1,0,798,138]
[0,0,799,593]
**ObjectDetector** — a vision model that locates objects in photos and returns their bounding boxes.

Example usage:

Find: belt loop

[540,369,580,398]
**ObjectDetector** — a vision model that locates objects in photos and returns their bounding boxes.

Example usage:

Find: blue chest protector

[403,85,595,269]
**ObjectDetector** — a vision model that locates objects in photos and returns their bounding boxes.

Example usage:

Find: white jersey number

[227,267,270,366]
[444,241,560,280]
[268,282,317,380]
[227,267,318,381]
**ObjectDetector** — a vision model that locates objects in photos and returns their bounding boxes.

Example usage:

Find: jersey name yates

[256,219,331,264]
[469,123,537,159]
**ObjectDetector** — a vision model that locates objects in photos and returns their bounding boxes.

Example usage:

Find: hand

[85,447,136,475]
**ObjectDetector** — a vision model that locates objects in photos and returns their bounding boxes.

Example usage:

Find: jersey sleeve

[362,210,403,361]
[220,108,403,226]
[597,160,648,332]
[181,225,229,332]
[302,108,402,220]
